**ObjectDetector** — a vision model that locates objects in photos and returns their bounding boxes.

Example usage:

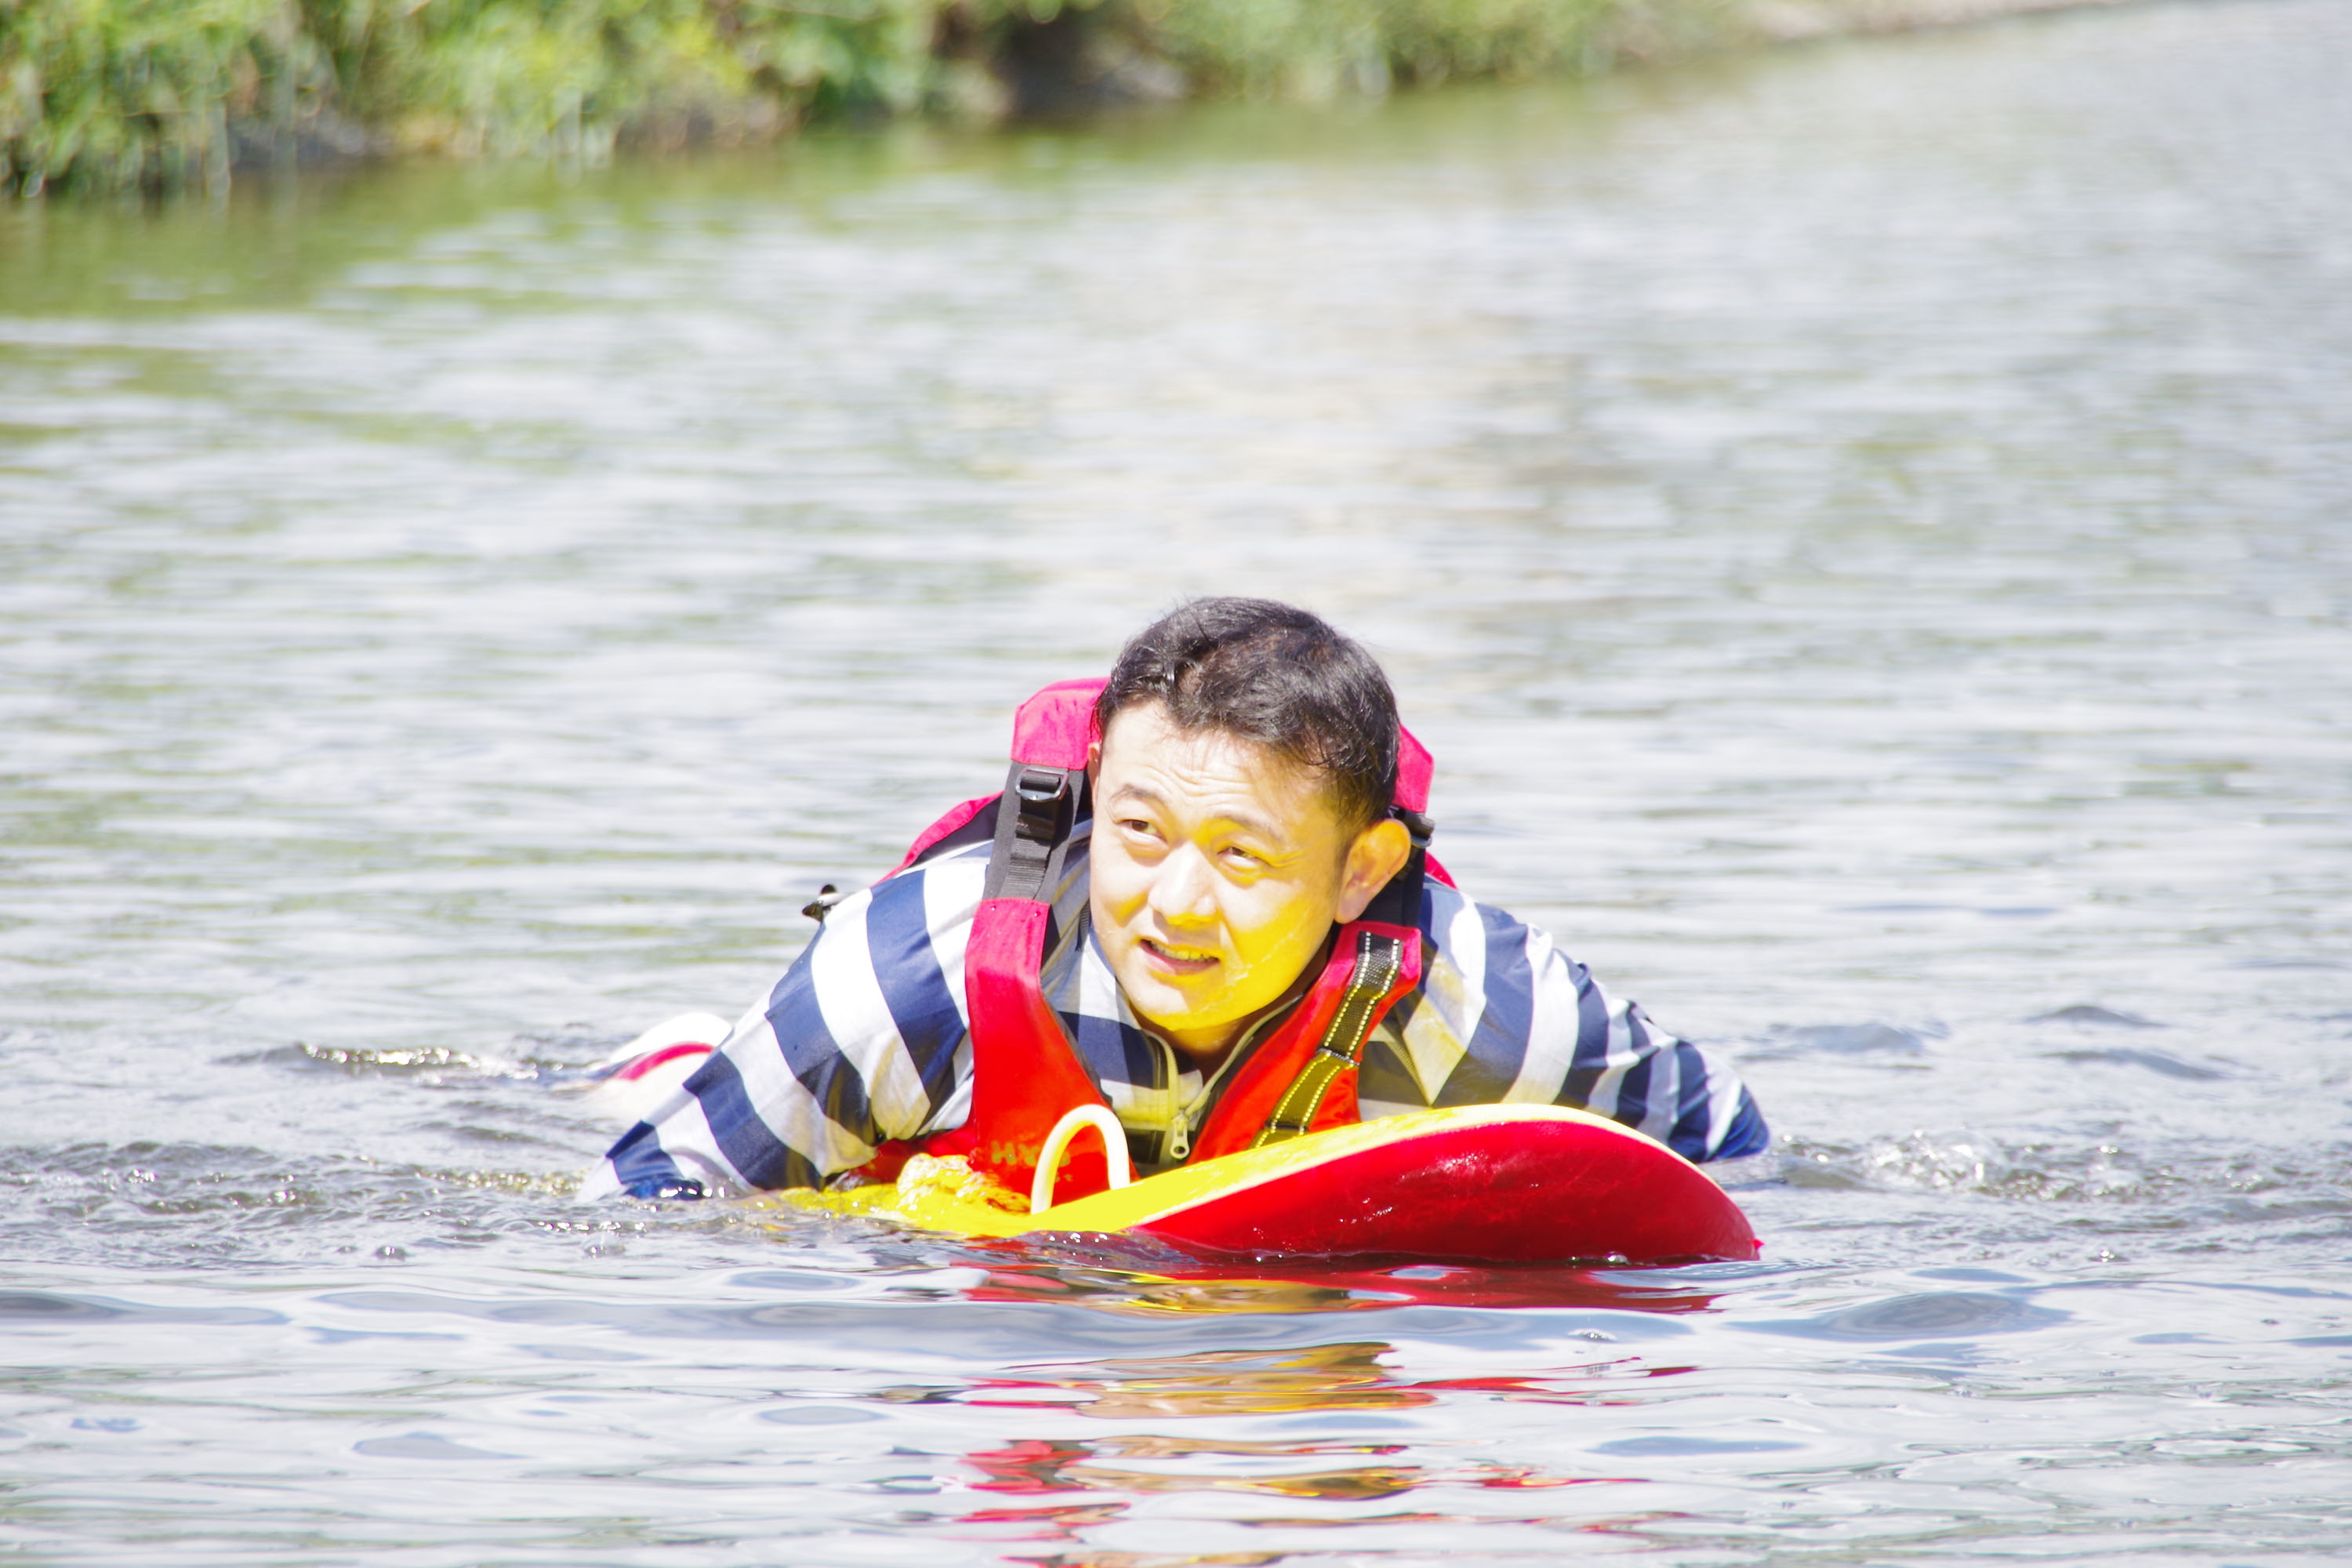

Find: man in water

[588,597,1767,1200]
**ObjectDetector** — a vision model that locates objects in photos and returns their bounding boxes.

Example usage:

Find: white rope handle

[1029,1104,1133,1214]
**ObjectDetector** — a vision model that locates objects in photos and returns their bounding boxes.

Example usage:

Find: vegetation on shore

[0,0,2058,197]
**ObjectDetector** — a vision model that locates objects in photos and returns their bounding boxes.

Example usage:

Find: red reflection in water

[960,1432,1602,1503]
[958,1497,1129,1542]
[919,1248,1709,1560]
[949,1429,1624,1563]
[968,1439,1098,1494]
[961,1250,1724,1316]
[968,1341,1433,1419]
[951,1339,1695,1421]
[1013,1552,1285,1568]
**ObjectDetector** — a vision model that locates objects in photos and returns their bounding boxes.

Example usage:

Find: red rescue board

[1022,1105,1759,1266]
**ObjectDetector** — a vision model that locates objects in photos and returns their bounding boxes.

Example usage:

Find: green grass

[0,0,1767,196]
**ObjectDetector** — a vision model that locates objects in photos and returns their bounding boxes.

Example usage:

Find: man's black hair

[1095,597,1398,833]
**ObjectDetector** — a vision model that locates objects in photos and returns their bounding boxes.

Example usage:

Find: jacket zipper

[1149,1012,1275,1167]
[1149,1033,1207,1162]
[1133,936,1326,1167]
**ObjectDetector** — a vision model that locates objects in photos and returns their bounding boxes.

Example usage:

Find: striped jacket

[587,829,1769,1200]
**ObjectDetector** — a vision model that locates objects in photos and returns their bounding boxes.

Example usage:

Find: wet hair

[1096,597,1399,834]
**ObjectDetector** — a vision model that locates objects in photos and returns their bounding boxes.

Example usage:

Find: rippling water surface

[3,1,2350,1561]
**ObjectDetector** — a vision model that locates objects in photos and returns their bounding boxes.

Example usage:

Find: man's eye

[1223,847,1265,868]
[1119,818,1159,837]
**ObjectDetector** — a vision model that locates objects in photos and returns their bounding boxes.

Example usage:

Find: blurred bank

[1,0,2120,197]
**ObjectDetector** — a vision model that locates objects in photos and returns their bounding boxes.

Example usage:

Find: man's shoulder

[781,839,992,998]
[837,837,993,927]
[753,837,995,1065]
[1417,877,1569,964]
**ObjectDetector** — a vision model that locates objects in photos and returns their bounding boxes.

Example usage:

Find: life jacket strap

[1250,927,1408,1147]
[1244,801,1432,1149]
[984,762,1082,904]
[958,715,1104,1196]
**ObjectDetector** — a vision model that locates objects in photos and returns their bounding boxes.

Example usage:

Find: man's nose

[1145,844,1218,924]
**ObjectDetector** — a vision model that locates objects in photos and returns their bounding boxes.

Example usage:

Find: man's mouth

[1137,936,1219,975]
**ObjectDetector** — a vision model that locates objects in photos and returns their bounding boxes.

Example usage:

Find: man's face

[1087,701,1404,1064]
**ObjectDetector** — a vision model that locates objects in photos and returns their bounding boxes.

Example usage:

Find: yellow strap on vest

[1251,929,1405,1149]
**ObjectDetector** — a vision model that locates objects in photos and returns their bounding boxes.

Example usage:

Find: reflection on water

[968,1341,1436,1420]
[964,1256,1730,1315]
[967,1434,1425,1499]
[3,0,2351,1561]
[961,1338,1703,1420]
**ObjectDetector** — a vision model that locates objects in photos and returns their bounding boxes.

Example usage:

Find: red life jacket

[862,679,1450,1204]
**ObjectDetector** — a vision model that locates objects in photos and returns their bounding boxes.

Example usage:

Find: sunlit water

[3,0,2350,1560]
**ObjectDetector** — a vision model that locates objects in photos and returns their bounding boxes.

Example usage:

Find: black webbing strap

[982,762,1083,904]
[1360,806,1432,929]
[1250,927,1407,1148]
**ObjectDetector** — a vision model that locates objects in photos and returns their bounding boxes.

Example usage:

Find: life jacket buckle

[1013,766,1073,839]
[1014,765,1069,804]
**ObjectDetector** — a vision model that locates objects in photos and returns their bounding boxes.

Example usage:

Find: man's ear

[1085,739,1102,786]
[1335,817,1412,924]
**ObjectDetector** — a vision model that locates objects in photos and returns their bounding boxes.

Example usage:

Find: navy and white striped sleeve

[1363,883,1769,1163]
[583,845,985,1200]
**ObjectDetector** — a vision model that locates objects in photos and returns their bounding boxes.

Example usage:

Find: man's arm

[1539,964,1771,1163]
[583,847,985,1200]
[1367,886,1769,1163]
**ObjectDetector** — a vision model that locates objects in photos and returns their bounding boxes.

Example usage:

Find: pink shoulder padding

[887,794,994,878]
[1394,725,1433,813]
[1010,678,1105,769]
